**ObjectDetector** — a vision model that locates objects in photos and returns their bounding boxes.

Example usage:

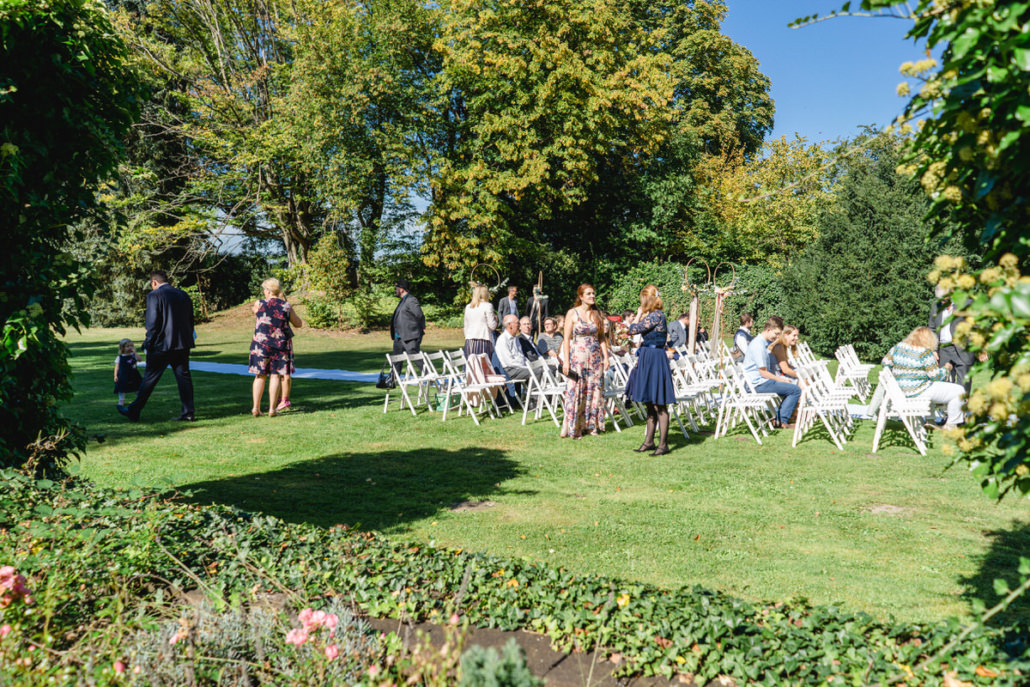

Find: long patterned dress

[561,312,605,437]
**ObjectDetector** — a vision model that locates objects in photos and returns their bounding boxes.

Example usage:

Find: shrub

[0,0,142,472]
[460,639,542,687]
[304,296,339,330]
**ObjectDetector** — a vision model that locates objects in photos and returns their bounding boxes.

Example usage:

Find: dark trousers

[939,346,973,392]
[393,338,421,355]
[128,349,194,419]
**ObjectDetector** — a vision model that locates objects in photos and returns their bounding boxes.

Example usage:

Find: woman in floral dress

[560,284,609,438]
[249,278,303,417]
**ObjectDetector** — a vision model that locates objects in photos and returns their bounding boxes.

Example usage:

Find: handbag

[376,363,396,389]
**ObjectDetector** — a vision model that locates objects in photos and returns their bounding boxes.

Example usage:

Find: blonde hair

[261,278,282,297]
[118,338,134,355]
[639,284,663,314]
[769,325,799,357]
[903,326,938,350]
[469,284,490,308]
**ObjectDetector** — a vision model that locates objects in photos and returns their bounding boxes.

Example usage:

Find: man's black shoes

[173,413,196,422]
[117,405,138,422]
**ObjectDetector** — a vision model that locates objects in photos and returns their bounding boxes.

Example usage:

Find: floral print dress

[561,311,605,438]
[248,298,295,376]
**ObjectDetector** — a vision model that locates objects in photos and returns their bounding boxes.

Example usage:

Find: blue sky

[722,0,928,144]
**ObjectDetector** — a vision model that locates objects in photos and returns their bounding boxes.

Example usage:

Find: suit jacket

[391,294,426,343]
[929,297,974,364]
[496,296,519,322]
[143,284,195,354]
[525,296,549,330]
[667,319,687,349]
[518,334,541,362]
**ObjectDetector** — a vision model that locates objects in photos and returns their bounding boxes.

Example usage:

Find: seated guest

[769,325,800,382]
[519,316,552,366]
[667,312,689,350]
[696,325,710,344]
[882,326,965,429]
[743,318,802,429]
[734,313,754,360]
[536,317,564,361]
[497,315,547,382]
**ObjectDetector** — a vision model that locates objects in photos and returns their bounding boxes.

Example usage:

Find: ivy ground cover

[60,315,1030,626]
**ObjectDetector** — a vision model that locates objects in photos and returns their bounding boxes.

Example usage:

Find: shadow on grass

[872,420,937,455]
[960,520,1030,626]
[177,447,526,532]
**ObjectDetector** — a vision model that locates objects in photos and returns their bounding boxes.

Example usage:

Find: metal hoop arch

[469,263,502,291]
[683,258,713,294]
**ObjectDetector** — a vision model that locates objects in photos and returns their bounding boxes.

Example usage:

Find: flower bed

[2,472,1027,685]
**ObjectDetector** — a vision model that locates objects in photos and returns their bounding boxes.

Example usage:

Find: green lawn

[63,312,1030,624]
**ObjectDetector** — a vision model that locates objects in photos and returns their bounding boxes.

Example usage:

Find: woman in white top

[463,284,498,357]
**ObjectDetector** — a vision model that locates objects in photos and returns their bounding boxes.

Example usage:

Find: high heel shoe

[633,443,656,453]
[649,446,671,456]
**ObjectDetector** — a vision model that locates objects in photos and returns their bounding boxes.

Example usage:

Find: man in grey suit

[496,285,519,325]
[391,279,426,355]
[118,270,195,422]
[929,286,974,391]
[667,312,689,350]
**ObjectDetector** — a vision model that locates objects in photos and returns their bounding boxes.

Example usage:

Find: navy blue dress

[625,311,676,405]
[114,354,141,394]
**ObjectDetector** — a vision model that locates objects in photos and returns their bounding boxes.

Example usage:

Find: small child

[114,338,142,405]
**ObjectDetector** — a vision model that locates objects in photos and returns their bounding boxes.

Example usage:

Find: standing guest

[667,312,689,350]
[560,284,609,438]
[769,325,801,382]
[248,278,303,417]
[118,270,196,422]
[496,315,547,382]
[463,284,497,357]
[554,313,566,338]
[536,317,564,362]
[624,285,676,456]
[743,318,801,429]
[882,326,966,428]
[391,279,426,356]
[496,285,519,324]
[113,338,142,406]
[733,313,754,360]
[525,286,549,335]
[929,286,974,391]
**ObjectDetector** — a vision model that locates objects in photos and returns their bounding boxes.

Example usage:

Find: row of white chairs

[382,341,935,456]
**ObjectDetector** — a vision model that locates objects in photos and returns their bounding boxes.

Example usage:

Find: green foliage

[305,232,354,327]
[3,475,1028,686]
[303,297,339,330]
[780,131,962,361]
[0,0,141,471]
[854,0,1030,494]
[460,639,542,687]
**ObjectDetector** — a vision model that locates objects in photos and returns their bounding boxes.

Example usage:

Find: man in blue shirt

[743,317,801,429]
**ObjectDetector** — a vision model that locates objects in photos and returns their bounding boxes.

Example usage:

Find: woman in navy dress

[624,285,676,456]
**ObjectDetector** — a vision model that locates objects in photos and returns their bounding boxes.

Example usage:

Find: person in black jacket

[390,279,426,355]
[118,270,196,422]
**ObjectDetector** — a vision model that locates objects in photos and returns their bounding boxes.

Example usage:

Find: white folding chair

[834,345,874,402]
[382,353,424,416]
[521,362,565,427]
[871,368,932,456]
[714,365,778,444]
[793,366,853,450]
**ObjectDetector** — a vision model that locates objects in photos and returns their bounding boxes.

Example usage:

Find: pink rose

[0,566,15,578]
[324,644,339,660]
[368,666,381,678]
[323,613,339,631]
[0,624,11,637]
[298,608,314,625]
[114,661,125,675]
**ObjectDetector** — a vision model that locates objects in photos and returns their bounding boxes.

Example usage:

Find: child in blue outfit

[114,338,142,405]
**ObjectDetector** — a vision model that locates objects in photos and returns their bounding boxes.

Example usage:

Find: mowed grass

[63,308,1030,624]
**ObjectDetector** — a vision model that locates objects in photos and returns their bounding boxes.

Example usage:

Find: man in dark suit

[390,279,426,355]
[496,285,519,326]
[119,270,196,422]
[524,286,549,336]
[929,287,975,391]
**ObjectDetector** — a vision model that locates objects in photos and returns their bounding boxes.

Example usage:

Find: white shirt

[743,334,774,387]
[464,302,497,341]
[939,304,954,344]
[495,330,527,369]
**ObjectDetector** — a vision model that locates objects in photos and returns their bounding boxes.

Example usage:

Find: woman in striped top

[881,326,965,428]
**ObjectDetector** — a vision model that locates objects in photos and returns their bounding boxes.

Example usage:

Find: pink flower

[285,628,309,646]
[323,613,339,631]
[0,624,11,638]
[298,608,314,625]
[368,665,381,678]
[324,644,339,660]
[169,629,187,646]
[114,661,126,675]
[310,610,327,628]
[449,613,460,626]
[0,566,15,578]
